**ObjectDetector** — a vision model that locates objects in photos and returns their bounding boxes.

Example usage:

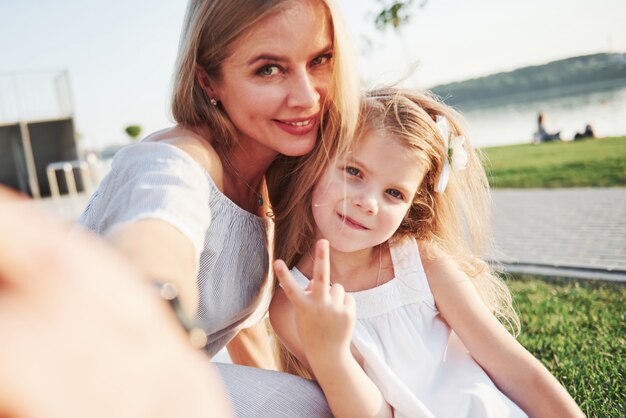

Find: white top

[79,142,272,357]
[291,237,527,418]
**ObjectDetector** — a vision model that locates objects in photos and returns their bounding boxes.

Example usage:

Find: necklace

[219,150,263,207]
[374,246,383,287]
[307,245,383,288]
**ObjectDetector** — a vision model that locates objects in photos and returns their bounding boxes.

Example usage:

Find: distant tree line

[430,53,626,107]
[369,4,626,107]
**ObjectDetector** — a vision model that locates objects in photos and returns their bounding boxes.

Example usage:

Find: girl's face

[210,0,333,158]
[312,129,426,254]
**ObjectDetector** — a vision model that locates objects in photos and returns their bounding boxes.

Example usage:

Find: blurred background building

[0,70,81,197]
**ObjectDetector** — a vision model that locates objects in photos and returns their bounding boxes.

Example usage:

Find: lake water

[456,82,626,148]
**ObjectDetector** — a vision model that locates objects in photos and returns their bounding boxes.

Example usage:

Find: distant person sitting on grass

[534,111,561,142]
[574,123,595,140]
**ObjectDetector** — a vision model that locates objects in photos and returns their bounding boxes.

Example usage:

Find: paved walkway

[491,188,626,282]
[34,188,626,281]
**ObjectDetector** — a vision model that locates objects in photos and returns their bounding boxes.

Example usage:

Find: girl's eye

[257,65,280,76]
[346,166,360,177]
[311,53,332,66]
[386,189,404,200]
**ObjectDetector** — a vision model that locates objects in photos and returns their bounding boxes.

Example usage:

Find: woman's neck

[191,125,277,178]
[188,125,276,212]
[218,146,272,213]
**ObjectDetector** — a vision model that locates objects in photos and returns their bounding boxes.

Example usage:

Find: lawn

[507,274,625,417]
[481,136,626,188]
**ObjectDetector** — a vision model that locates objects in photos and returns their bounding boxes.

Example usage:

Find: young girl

[269,88,583,418]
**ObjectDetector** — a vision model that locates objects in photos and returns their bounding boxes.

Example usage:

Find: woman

[79,0,360,415]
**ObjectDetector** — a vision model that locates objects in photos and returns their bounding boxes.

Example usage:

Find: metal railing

[45,155,110,199]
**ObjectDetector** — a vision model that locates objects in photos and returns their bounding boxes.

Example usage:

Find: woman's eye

[257,65,280,76]
[311,53,332,66]
[346,166,360,176]
[386,189,403,200]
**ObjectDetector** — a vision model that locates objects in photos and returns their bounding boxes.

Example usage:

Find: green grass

[481,136,626,188]
[507,274,625,417]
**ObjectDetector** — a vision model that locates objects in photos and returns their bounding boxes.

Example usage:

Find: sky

[1,0,625,150]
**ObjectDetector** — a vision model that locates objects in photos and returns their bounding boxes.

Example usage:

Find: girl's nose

[353,192,378,216]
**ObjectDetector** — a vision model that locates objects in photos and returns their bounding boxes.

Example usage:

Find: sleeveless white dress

[291,237,527,418]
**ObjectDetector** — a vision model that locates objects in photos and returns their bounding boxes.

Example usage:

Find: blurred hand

[0,187,232,418]
[274,239,355,364]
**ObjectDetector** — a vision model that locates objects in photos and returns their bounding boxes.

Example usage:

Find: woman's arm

[271,240,392,418]
[423,244,583,418]
[108,209,277,370]
[107,219,200,316]
[0,188,233,418]
[107,137,277,366]
[94,136,221,316]
[105,137,276,366]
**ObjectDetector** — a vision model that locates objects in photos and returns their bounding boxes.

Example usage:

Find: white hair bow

[435,116,468,193]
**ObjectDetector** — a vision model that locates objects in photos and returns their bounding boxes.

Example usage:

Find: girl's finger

[329,282,345,305]
[344,293,356,312]
[311,239,331,299]
[274,259,305,306]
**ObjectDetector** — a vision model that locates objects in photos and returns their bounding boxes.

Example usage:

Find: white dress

[291,237,527,418]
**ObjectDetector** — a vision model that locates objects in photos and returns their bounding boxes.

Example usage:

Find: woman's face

[211,0,333,158]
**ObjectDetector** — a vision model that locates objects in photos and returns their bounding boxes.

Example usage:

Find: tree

[374,0,428,31]
[124,125,142,142]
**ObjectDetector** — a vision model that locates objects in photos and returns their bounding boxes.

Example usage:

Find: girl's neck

[297,243,394,292]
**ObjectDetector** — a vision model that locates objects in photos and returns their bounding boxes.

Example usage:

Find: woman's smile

[274,116,319,136]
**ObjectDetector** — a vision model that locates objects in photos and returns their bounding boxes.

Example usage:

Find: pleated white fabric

[78,141,272,357]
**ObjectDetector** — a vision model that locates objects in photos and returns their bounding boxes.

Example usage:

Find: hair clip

[434,116,468,192]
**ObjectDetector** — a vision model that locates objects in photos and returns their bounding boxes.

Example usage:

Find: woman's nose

[287,69,320,109]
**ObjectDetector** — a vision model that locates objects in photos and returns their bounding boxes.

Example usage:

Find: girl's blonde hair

[272,87,520,377]
[171,0,359,153]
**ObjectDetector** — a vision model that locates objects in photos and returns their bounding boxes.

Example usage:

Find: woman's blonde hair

[272,87,520,377]
[171,0,359,152]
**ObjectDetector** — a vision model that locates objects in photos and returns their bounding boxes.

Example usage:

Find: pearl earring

[210,98,218,106]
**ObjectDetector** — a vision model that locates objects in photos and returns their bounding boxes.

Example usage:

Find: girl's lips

[338,213,369,230]
[274,117,318,136]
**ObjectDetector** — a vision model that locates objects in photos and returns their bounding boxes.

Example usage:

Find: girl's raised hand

[274,239,356,363]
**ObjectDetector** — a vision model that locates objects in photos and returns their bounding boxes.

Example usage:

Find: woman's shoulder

[143,126,224,191]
